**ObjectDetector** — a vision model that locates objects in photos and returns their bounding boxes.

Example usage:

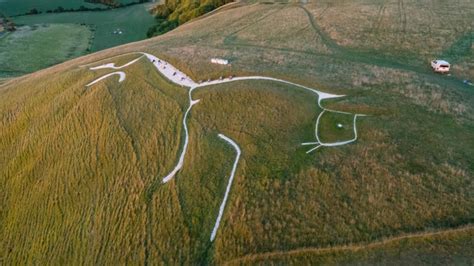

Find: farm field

[0,24,91,77]
[0,0,473,264]
[0,0,101,16]
[14,3,155,52]
[0,3,155,77]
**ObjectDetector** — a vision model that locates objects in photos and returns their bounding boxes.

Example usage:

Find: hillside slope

[1,0,473,264]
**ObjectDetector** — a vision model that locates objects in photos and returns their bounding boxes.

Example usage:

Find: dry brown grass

[301,0,474,79]
[225,225,474,265]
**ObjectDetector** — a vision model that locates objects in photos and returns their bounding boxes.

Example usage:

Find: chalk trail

[86,71,126,87]
[89,56,143,70]
[210,134,241,242]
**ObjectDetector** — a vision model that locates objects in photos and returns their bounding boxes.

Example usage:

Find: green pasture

[14,3,155,52]
[0,0,102,16]
[0,3,154,77]
[0,24,91,77]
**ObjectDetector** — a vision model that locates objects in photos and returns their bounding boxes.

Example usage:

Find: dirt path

[225,224,474,265]
[218,4,465,89]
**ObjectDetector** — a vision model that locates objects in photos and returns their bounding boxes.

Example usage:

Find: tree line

[147,0,232,37]
[13,0,150,17]
[85,0,149,8]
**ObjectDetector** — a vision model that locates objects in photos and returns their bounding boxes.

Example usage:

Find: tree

[27,8,40,15]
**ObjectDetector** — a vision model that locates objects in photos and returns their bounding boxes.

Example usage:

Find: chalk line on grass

[84,52,365,184]
[142,53,198,88]
[304,112,366,153]
[162,88,200,184]
[83,52,367,243]
[210,134,241,242]
[89,56,144,70]
[86,71,126,87]
[137,52,366,183]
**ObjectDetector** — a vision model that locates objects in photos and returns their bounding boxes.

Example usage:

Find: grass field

[0,0,101,16]
[0,0,473,264]
[0,3,155,77]
[0,24,92,77]
[229,226,474,265]
[13,3,155,52]
[0,0,139,16]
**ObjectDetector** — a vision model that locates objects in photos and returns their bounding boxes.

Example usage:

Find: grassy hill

[1,0,473,264]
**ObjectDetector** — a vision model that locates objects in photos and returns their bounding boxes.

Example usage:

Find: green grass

[318,111,356,143]
[0,0,473,264]
[0,24,92,77]
[0,3,156,77]
[2,55,472,263]
[13,3,155,52]
[0,0,103,16]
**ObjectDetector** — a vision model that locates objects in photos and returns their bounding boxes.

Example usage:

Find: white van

[431,60,450,73]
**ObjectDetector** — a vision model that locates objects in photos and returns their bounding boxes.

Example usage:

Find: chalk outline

[86,53,365,185]
[210,134,241,242]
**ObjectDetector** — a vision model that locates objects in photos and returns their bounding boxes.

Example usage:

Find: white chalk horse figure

[85,52,366,241]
